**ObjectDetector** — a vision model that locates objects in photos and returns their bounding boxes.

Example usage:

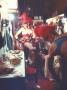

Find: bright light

[0,0,18,9]
[8,14,15,20]
[0,3,8,19]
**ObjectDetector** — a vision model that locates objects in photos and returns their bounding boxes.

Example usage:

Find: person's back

[48,33,67,90]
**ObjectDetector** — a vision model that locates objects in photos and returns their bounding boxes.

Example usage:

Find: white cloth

[62,18,67,32]
[15,26,33,39]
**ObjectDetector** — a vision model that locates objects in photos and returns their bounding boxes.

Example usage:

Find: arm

[32,30,36,38]
[48,43,57,58]
[15,27,23,39]
[48,43,61,80]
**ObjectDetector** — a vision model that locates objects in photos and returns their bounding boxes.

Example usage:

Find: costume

[15,12,36,60]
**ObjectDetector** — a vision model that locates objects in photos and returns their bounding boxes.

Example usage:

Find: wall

[18,0,67,18]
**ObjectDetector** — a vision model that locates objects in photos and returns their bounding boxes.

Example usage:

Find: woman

[15,12,36,60]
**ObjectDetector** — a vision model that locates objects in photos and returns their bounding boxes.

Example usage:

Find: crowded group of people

[14,12,58,81]
[14,9,67,90]
[0,7,67,90]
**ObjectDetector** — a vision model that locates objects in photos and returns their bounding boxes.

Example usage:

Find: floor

[25,75,56,90]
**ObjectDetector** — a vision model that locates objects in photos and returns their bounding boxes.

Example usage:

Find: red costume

[19,12,33,24]
[34,24,56,42]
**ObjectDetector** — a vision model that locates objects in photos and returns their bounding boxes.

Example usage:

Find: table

[0,50,27,90]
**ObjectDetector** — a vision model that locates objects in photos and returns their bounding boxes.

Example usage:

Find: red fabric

[34,24,56,41]
[18,34,31,38]
[26,67,36,75]
[19,12,33,23]
[26,17,33,23]
[19,12,28,20]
